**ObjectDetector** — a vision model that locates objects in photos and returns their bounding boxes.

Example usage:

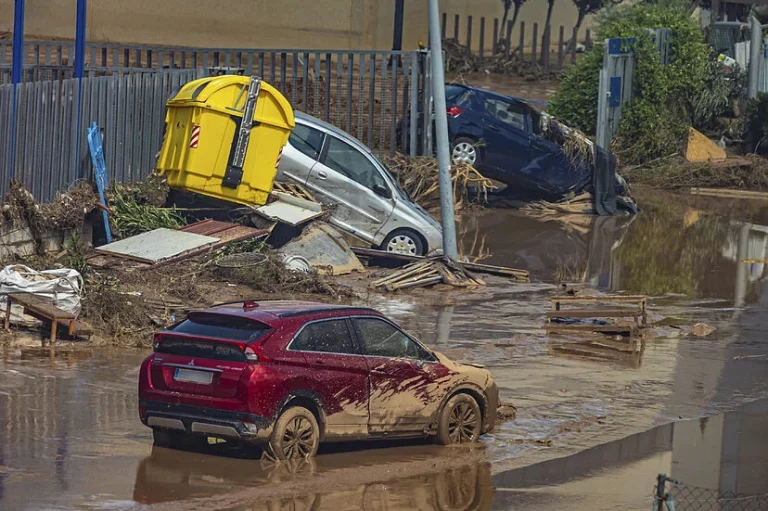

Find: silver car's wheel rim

[452,142,477,165]
[387,235,418,255]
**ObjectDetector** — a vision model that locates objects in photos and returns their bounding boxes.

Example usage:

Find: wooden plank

[10,293,75,319]
[351,247,529,280]
[551,295,646,304]
[690,188,768,200]
[547,309,642,318]
[545,323,635,333]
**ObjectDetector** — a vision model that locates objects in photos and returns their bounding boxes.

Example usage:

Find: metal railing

[440,12,592,73]
[654,473,768,510]
[0,41,432,202]
[0,70,202,202]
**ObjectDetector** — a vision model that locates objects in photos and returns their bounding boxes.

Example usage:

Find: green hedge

[549,1,710,165]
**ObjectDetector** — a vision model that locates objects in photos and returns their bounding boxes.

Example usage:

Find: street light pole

[427,0,458,260]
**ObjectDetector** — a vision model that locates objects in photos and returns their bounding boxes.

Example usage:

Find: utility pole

[11,0,24,84]
[427,0,458,260]
[74,0,87,78]
[392,0,405,51]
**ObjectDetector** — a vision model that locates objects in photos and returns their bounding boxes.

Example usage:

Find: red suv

[138,300,498,459]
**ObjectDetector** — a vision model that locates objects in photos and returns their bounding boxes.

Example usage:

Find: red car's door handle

[311,359,326,366]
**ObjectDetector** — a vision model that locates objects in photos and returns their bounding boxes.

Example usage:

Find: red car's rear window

[169,312,270,341]
[155,336,250,362]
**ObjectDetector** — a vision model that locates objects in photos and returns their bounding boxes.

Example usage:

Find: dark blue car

[443,84,601,201]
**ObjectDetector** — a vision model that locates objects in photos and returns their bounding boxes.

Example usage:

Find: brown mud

[2,187,768,510]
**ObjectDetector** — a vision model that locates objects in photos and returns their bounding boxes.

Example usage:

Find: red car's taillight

[447,105,465,117]
[244,346,259,362]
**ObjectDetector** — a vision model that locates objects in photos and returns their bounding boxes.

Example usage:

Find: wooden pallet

[546,294,647,337]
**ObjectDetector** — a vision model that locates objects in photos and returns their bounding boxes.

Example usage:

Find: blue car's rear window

[446,85,468,102]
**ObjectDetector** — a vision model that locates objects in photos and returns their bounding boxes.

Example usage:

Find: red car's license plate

[174,368,213,385]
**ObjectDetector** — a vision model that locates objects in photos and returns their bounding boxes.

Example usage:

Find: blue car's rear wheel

[451,137,480,167]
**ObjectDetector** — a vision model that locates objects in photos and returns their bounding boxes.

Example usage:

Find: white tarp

[0,265,84,317]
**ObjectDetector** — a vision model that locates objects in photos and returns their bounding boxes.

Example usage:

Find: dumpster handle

[222,76,262,189]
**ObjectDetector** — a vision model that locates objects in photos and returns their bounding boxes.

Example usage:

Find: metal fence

[441,13,592,73]
[654,474,768,510]
[0,41,431,202]
[0,70,202,202]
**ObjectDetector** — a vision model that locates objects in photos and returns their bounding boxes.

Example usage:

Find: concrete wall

[0,0,589,51]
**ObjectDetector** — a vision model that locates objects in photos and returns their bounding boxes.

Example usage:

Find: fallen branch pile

[443,38,540,77]
[621,155,768,190]
[381,154,496,213]
[371,257,485,292]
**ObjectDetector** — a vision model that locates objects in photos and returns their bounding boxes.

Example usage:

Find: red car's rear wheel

[268,406,320,460]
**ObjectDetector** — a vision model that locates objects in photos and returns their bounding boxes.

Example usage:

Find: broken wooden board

[371,257,485,292]
[89,220,268,268]
[351,247,530,282]
[95,228,219,264]
[252,191,323,227]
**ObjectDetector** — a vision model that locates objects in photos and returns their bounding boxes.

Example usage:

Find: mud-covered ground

[2,187,768,510]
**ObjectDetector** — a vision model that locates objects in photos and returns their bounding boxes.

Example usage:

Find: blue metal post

[11,0,25,84]
[73,0,87,183]
[74,0,87,78]
[9,0,25,183]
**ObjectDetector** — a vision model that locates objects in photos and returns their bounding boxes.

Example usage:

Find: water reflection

[133,444,495,510]
[492,399,768,510]
[458,191,768,306]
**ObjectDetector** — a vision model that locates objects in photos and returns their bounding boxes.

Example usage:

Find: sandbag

[0,265,84,317]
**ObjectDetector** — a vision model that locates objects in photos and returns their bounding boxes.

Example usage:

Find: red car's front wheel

[436,394,483,445]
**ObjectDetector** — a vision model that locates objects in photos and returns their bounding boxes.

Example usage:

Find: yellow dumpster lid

[167,75,295,130]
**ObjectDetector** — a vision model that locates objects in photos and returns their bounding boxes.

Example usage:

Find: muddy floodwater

[3,187,768,510]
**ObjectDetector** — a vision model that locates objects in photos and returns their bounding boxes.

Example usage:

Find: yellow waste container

[157,75,295,207]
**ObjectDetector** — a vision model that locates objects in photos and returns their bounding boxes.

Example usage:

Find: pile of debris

[622,154,768,191]
[443,38,541,77]
[371,257,485,292]
[381,154,495,212]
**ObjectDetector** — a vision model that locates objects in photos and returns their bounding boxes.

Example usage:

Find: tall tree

[499,0,527,45]
[542,0,556,55]
[566,0,608,52]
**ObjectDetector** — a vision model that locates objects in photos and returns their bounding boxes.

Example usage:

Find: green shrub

[745,93,768,155]
[548,0,710,164]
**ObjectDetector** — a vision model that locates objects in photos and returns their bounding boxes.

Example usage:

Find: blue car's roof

[449,84,550,108]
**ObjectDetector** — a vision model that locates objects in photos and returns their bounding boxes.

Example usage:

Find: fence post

[441,13,447,39]
[656,474,667,511]
[558,26,565,68]
[492,18,499,55]
[467,16,473,52]
[542,25,550,73]
[454,14,459,41]
[532,23,538,65]
[571,26,578,64]
[585,29,592,50]
[409,52,419,157]
[505,22,513,73]
[479,17,485,65]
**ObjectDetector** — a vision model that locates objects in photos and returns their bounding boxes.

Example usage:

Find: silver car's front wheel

[452,140,477,166]
[382,229,425,256]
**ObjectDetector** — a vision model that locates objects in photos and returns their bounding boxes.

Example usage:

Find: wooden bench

[3,293,77,343]
[546,294,648,337]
